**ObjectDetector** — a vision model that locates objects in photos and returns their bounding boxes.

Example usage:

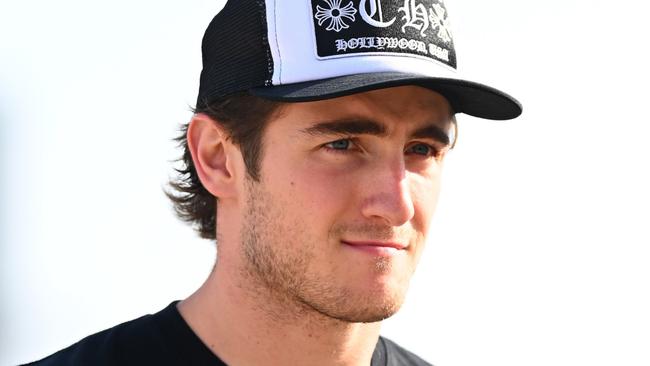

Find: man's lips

[341,240,408,250]
[341,240,407,257]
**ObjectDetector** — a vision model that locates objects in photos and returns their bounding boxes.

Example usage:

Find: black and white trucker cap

[196,0,522,120]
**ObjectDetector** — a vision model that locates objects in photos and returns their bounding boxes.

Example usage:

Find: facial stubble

[239,178,412,324]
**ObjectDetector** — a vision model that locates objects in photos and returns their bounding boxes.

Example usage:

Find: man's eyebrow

[300,118,451,146]
[300,119,387,137]
[410,124,451,146]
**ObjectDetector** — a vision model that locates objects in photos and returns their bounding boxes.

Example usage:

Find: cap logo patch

[311,0,457,69]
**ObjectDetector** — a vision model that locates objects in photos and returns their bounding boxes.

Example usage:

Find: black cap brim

[250,72,522,121]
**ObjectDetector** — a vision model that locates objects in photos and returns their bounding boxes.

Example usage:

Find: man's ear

[187,113,239,199]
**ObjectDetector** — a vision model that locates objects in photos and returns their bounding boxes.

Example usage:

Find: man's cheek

[293,167,358,207]
[410,179,441,227]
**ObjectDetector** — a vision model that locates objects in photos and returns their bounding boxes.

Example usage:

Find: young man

[25,0,521,365]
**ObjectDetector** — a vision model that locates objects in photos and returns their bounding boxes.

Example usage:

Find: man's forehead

[350,85,452,109]
[282,85,454,126]
[259,90,452,148]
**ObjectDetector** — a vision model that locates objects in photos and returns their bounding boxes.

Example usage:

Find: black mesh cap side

[196,0,274,109]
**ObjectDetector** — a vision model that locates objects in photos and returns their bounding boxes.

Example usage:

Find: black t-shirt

[23,301,431,366]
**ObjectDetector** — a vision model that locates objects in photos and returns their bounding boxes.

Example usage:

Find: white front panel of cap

[265,0,459,85]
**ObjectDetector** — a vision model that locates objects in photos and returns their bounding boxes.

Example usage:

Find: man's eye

[325,139,352,151]
[406,143,437,156]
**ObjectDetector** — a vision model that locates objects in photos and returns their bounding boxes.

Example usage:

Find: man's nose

[360,158,415,227]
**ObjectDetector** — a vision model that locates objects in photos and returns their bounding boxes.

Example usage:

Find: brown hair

[166,93,284,240]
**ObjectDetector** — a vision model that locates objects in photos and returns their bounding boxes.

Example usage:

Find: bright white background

[1,0,649,365]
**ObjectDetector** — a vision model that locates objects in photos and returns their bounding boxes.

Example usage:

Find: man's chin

[304,290,407,324]
[327,304,403,324]
[354,308,402,323]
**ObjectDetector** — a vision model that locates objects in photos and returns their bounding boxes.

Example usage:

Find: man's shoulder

[376,336,433,366]
[22,303,431,366]
[22,303,180,366]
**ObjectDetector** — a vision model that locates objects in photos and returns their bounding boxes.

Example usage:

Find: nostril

[360,184,415,227]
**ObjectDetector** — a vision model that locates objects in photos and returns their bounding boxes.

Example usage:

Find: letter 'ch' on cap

[196,0,522,120]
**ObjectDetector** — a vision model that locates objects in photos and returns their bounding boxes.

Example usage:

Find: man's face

[239,85,453,323]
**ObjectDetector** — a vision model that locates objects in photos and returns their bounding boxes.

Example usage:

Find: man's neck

[178,262,382,366]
